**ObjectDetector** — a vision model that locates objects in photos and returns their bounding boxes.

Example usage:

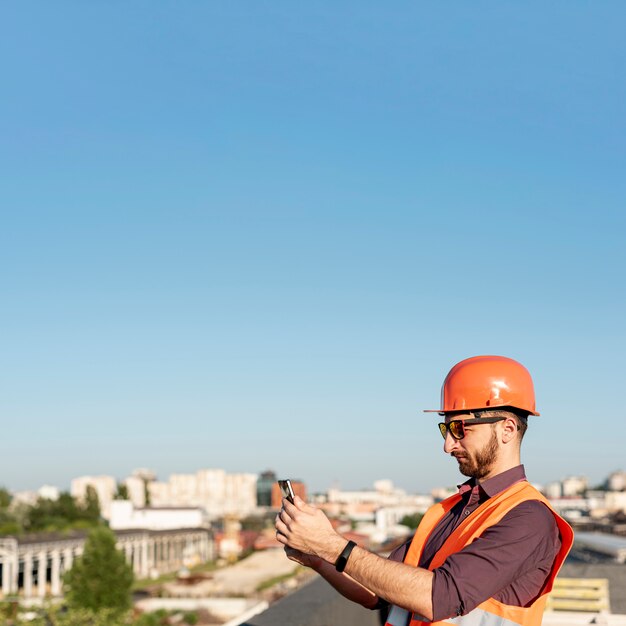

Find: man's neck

[476,457,521,485]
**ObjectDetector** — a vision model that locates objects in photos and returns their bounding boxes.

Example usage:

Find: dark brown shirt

[389,466,561,620]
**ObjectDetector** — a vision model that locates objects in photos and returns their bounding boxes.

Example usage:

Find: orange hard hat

[424,355,540,416]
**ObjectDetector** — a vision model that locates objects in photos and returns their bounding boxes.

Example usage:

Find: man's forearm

[275,498,433,618]
[313,560,380,609]
[342,546,434,620]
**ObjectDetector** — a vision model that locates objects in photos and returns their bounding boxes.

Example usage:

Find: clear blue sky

[1,3,624,494]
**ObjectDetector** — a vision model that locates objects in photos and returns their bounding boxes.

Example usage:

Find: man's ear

[501,417,518,443]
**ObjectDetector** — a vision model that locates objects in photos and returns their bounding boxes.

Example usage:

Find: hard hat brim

[423,407,540,416]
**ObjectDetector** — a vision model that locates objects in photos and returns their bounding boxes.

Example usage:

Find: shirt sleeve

[431,501,561,620]
[388,537,412,563]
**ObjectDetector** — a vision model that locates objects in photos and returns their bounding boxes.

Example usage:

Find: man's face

[443,414,501,480]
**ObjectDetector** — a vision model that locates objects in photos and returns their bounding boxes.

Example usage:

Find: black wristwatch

[335,540,357,572]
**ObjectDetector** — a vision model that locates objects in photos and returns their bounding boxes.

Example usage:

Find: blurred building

[431,486,457,502]
[10,485,60,507]
[562,476,588,497]
[132,468,157,482]
[271,480,307,508]
[325,480,431,513]
[109,500,209,531]
[70,475,116,519]
[257,470,277,506]
[124,475,147,508]
[38,485,60,501]
[544,481,563,499]
[608,471,626,492]
[0,527,213,598]
[10,491,39,507]
[125,468,158,507]
[543,476,589,500]
[314,481,431,545]
[148,469,258,519]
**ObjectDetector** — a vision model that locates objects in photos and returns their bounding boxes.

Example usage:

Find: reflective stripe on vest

[384,481,574,626]
[442,606,528,626]
[386,605,411,626]
[387,602,546,626]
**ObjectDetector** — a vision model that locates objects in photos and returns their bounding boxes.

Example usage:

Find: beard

[453,427,499,480]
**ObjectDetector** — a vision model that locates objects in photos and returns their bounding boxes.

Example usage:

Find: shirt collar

[457,464,527,498]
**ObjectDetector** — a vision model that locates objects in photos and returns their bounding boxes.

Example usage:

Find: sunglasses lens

[438,421,465,439]
[449,421,464,439]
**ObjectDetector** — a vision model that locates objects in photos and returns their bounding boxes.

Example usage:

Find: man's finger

[282,497,298,513]
[284,495,312,515]
[275,516,293,539]
[293,494,315,512]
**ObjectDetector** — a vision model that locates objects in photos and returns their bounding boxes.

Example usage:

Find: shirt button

[464,510,470,516]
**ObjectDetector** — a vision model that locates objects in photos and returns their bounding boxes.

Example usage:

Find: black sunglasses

[438,416,506,440]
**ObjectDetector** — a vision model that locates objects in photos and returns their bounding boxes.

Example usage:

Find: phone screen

[278,479,295,503]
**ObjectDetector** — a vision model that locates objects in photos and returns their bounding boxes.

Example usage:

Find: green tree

[143,479,151,506]
[56,492,80,522]
[0,515,20,535]
[23,491,100,532]
[82,485,101,523]
[133,609,169,626]
[115,482,130,500]
[399,513,424,530]
[20,489,104,534]
[29,605,130,626]
[0,600,18,622]
[0,488,19,536]
[64,526,134,614]
[182,611,199,625]
[0,487,12,509]
[24,496,62,531]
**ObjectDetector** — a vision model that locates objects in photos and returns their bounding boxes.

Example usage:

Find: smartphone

[278,479,295,504]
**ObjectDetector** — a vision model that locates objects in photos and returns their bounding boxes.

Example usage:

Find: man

[275,355,573,626]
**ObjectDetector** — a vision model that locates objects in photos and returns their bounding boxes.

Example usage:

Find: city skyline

[2,4,625,494]
[5,465,623,500]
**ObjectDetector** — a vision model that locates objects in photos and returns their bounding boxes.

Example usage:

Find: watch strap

[335,539,357,572]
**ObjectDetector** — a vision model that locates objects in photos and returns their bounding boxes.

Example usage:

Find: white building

[376,501,432,528]
[148,469,258,519]
[431,486,457,501]
[132,468,157,483]
[544,481,563,499]
[0,527,213,599]
[327,480,410,506]
[38,485,60,500]
[604,491,626,514]
[124,475,147,508]
[10,491,39,507]
[373,479,395,493]
[323,481,433,540]
[608,471,626,492]
[561,476,588,497]
[109,500,209,531]
[70,475,116,519]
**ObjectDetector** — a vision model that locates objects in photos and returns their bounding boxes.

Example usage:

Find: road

[164,548,300,597]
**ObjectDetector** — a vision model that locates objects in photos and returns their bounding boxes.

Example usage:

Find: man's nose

[443,432,459,454]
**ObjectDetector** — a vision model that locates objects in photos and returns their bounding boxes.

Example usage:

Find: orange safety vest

[385,481,574,626]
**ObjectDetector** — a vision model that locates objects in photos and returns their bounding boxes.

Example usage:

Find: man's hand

[275,495,433,618]
[284,547,323,570]
[275,495,346,564]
